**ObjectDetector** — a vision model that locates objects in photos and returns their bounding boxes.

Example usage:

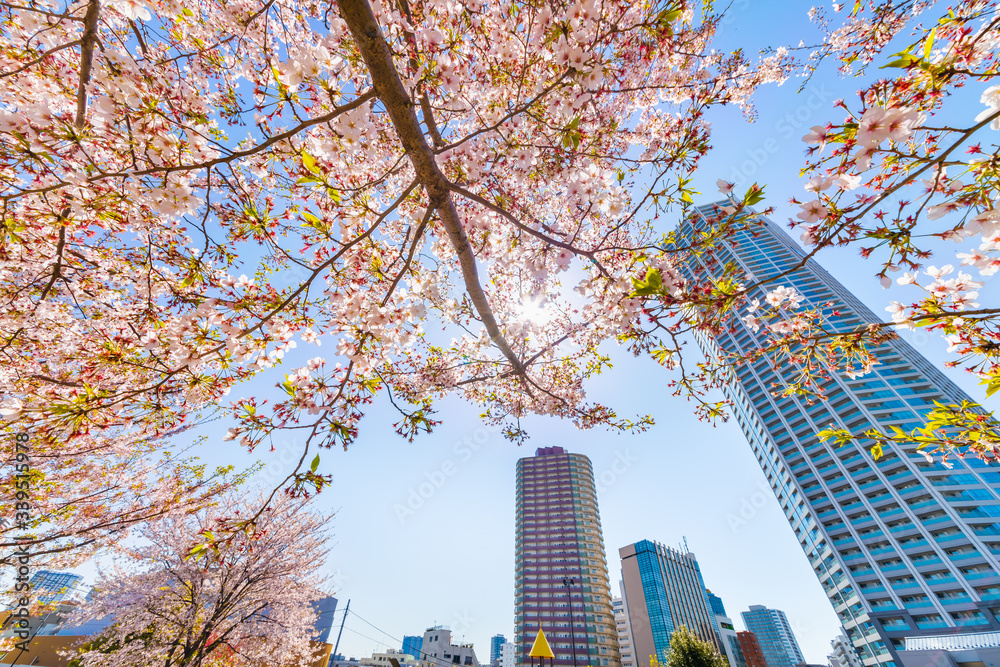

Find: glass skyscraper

[403,636,424,660]
[681,202,1000,667]
[28,570,83,605]
[708,591,728,618]
[619,540,723,664]
[515,447,620,667]
[740,605,804,667]
[491,634,507,663]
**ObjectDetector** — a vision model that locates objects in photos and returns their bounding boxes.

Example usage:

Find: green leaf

[631,268,663,297]
[744,183,765,206]
[311,454,320,473]
[302,151,320,174]
[880,52,921,69]
[984,377,1000,399]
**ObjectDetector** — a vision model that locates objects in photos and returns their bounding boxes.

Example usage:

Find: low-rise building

[420,626,480,667]
[363,649,422,667]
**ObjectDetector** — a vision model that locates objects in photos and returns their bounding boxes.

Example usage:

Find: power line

[350,610,404,643]
[343,623,393,647]
[344,609,478,667]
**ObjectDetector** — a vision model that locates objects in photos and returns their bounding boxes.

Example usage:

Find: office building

[716,614,747,667]
[706,589,745,667]
[515,446,620,667]
[404,636,424,660]
[682,202,1000,667]
[27,571,84,605]
[708,591,728,619]
[492,635,507,663]
[313,596,339,644]
[620,540,723,664]
[741,606,804,667]
[738,631,769,667]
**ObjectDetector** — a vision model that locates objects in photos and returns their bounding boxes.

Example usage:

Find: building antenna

[682,536,689,553]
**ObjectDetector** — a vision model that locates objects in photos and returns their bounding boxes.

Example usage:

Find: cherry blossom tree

[59,491,330,667]
[0,0,793,562]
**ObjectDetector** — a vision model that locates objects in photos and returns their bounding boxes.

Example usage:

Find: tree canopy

[1,0,998,565]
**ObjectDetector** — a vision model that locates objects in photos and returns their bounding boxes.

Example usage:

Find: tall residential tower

[515,447,620,667]
[740,606,804,667]
[682,203,1000,667]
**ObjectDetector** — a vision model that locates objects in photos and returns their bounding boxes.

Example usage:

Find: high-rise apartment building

[738,631,769,667]
[619,540,723,664]
[492,635,507,663]
[829,634,864,667]
[614,595,635,667]
[515,447,620,667]
[682,202,1000,667]
[28,571,83,605]
[740,606,804,667]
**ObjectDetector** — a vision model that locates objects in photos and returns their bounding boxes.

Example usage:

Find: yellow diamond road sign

[529,628,555,660]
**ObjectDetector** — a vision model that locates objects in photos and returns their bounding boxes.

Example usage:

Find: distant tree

[657,626,728,667]
[62,491,331,667]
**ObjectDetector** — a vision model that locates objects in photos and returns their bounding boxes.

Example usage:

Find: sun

[516,296,556,326]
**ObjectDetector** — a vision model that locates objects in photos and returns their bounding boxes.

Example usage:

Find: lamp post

[562,577,578,667]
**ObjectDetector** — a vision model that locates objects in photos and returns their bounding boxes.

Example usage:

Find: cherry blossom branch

[339,0,526,377]
[447,180,611,277]
[75,0,99,128]
[0,38,82,79]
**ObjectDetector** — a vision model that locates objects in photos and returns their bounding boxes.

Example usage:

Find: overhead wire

[341,608,481,667]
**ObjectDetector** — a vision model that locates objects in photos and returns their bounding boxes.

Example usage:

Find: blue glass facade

[29,570,83,604]
[312,596,339,644]
[681,202,1000,667]
[740,606,804,667]
[491,634,506,662]
[620,540,723,664]
[708,591,728,618]
[404,636,424,659]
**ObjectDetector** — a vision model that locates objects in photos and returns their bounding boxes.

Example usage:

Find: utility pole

[332,599,351,664]
[562,578,578,667]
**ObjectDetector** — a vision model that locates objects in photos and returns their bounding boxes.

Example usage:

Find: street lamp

[562,577,578,667]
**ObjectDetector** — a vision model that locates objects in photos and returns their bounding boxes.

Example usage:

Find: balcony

[880,562,910,573]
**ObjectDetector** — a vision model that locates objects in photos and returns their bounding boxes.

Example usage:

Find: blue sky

[66,1,1000,665]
